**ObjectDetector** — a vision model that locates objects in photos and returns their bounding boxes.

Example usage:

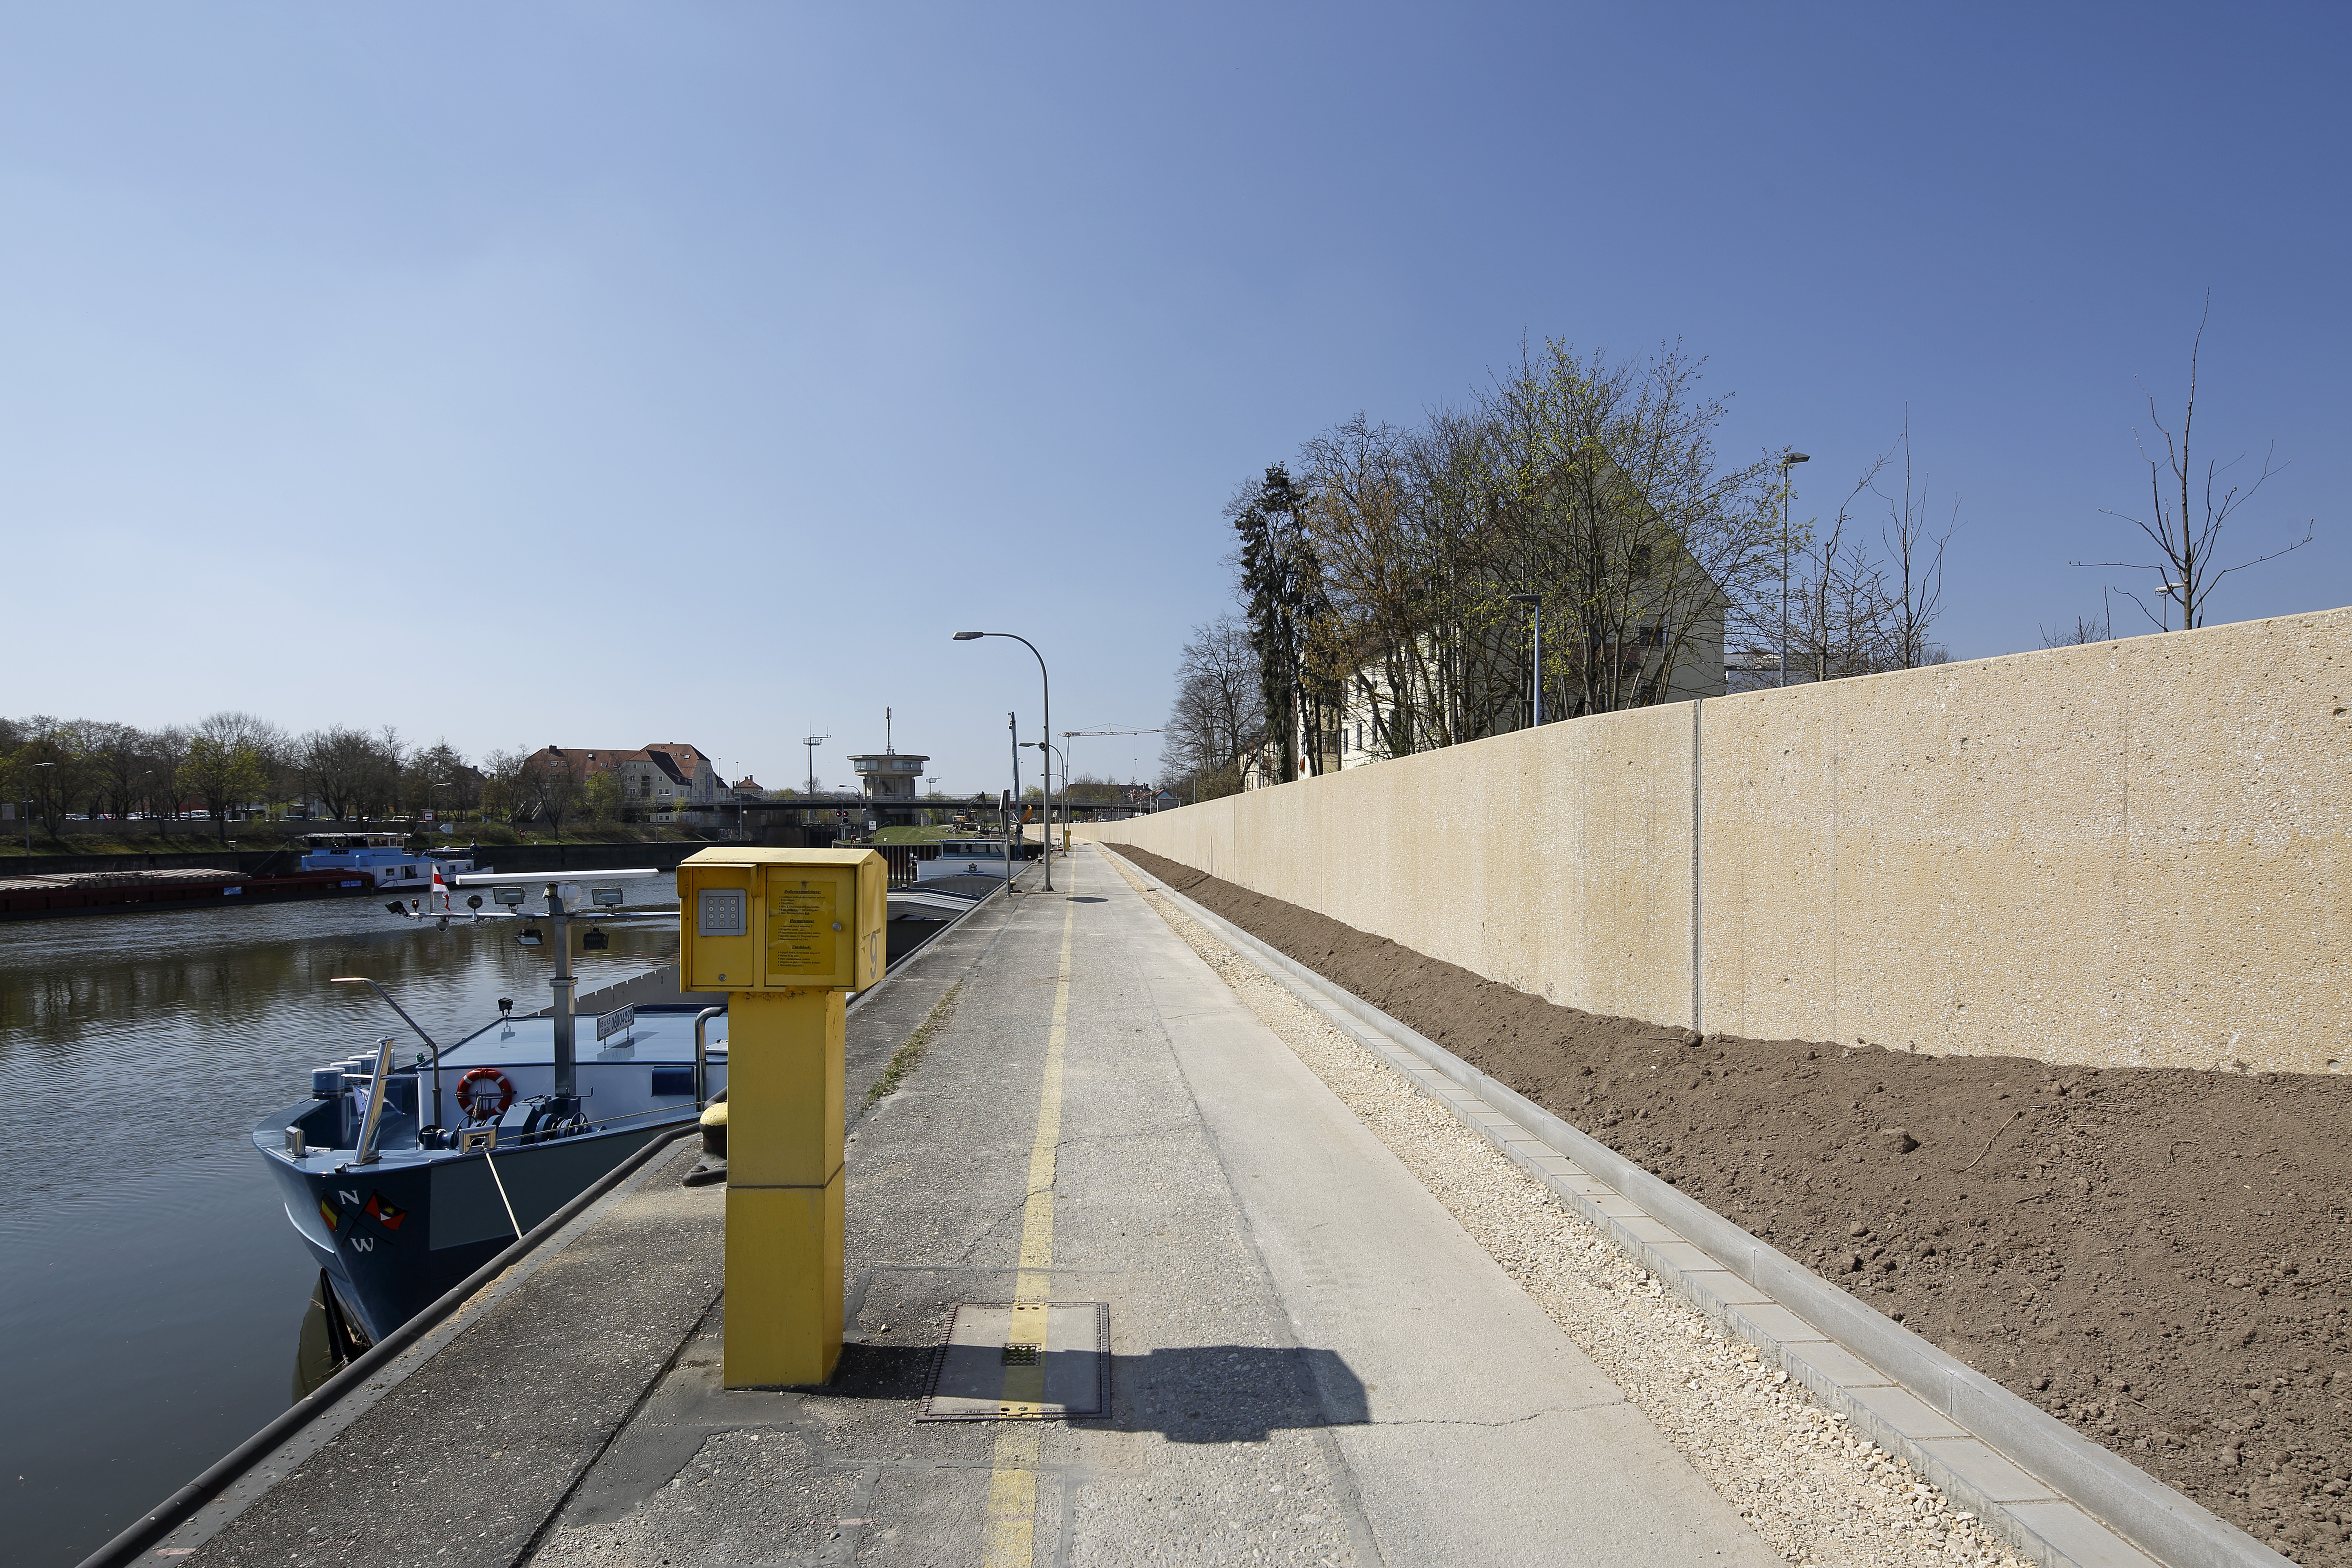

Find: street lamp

[1508,592,1543,726]
[1778,452,1811,688]
[1031,741,1067,839]
[28,760,56,851]
[801,734,829,799]
[955,631,1053,891]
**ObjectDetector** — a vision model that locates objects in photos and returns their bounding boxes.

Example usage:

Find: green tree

[585,767,623,826]
[13,718,91,840]
[183,737,269,842]
[1232,463,1335,783]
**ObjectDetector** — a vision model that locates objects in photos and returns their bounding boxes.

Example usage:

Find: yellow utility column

[677,846,886,1388]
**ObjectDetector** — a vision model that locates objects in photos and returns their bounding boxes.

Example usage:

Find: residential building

[527,743,724,821]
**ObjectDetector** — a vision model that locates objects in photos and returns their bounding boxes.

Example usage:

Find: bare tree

[537,755,584,837]
[185,711,279,840]
[1873,415,1957,669]
[1162,615,1265,800]
[2040,591,2116,648]
[1788,515,1896,682]
[88,724,153,818]
[1768,428,1956,684]
[147,726,187,821]
[2078,300,2314,631]
[299,726,381,821]
[481,749,543,829]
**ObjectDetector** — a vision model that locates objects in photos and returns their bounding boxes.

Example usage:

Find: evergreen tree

[1234,464,1326,782]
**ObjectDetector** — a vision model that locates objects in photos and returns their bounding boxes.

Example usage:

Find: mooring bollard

[677,846,885,1388]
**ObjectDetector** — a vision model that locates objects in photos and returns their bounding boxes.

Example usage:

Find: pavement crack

[947,1195,1034,1264]
[1364,1406,1589,1430]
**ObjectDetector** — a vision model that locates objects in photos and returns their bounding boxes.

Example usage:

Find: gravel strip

[1128,870,2031,1568]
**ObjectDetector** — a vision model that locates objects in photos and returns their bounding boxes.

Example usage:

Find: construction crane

[1060,728,1163,802]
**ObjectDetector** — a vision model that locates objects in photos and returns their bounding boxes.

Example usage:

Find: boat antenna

[331,977,447,1131]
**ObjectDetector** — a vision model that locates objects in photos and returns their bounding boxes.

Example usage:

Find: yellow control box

[677,846,883,1388]
[677,848,886,993]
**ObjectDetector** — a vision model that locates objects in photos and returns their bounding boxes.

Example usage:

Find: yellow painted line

[981,889,1079,1567]
[984,1426,1041,1562]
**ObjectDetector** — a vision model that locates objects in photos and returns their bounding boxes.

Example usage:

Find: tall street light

[801,734,829,799]
[956,631,1053,890]
[1778,452,1810,688]
[29,759,56,850]
[1508,592,1543,726]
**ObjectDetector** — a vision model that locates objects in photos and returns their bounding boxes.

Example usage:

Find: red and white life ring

[456,1066,517,1122]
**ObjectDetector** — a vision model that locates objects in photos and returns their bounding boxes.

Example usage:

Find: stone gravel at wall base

[1111,843,2352,1568]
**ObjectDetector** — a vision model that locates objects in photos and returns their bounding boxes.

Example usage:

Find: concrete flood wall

[1087,607,2352,1076]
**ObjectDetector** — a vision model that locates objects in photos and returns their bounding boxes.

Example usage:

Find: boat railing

[354,1037,398,1166]
[444,1093,721,1150]
[693,1006,724,1108]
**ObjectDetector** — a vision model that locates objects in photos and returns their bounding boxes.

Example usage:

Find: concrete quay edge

[1098,844,2290,1568]
[102,878,1021,1568]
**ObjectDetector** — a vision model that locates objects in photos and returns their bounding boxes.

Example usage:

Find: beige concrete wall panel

[1570,705,1695,1025]
[1100,608,2348,1074]
[1698,686,1841,1047]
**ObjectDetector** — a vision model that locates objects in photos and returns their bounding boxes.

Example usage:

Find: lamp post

[1032,740,1067,842]
[1778,452,1810,688]
[956,631,1052,891]
[1507,592,1543,726]
[29,760,55,849]
[801,734,829,799]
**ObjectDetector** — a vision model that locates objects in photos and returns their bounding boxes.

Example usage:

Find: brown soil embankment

[1111,844,2352,1564]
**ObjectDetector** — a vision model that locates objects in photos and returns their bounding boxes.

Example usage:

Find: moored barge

[0,866,376,920]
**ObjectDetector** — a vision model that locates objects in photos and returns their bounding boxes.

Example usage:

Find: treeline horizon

[1160,320,2313,801]
[1160,336,1967,802]
[2,712,1153,841]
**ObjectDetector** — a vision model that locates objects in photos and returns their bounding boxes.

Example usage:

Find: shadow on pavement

[826,1339,1370,1442]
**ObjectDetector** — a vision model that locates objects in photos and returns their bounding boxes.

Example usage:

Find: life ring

[456,1067,517,1122]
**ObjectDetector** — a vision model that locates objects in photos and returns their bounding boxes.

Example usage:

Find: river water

[0,876,682,1568]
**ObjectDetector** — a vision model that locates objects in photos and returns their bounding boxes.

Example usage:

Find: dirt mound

[1113,844,2352,1564]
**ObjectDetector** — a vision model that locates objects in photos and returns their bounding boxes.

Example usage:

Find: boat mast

[546,880,577,1102]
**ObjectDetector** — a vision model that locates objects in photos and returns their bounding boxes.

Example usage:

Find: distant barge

[0,866,377,920]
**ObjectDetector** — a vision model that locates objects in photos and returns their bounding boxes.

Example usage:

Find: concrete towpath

[187,848,1782,1567]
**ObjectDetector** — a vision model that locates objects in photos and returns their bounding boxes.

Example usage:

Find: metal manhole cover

[918,1302,1109,1421]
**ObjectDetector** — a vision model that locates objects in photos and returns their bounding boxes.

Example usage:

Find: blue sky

[5,4,2343,795]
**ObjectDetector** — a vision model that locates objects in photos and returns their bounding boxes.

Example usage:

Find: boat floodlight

[498,997,514,1018]
[517,927,544,947]
[582,927,610,951]
[493,887,528,906]
[591,886,626,906]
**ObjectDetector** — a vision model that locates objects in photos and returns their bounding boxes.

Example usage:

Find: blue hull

[256,1113,686,1344]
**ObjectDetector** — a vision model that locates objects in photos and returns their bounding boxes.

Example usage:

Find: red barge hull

[0,868,378,920]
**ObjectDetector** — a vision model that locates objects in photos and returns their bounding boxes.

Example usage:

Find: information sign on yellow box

[677,848,886,992]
